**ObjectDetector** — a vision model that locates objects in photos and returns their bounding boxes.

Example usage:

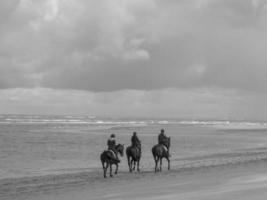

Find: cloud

[1,87,267,120]
[1,0,267,93]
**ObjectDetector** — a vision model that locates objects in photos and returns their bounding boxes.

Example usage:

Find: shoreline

[3,160,267,200]
[2,149,267,199]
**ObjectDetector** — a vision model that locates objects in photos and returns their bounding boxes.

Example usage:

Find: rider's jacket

[107,137,116,151]
[131,135,141,148]
[158,133,168,146]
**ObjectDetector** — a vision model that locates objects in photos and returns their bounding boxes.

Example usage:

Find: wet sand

[2,160,267,200]
[1,117,267,200]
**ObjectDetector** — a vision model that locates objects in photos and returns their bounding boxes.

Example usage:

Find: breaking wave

[1,115,267,129]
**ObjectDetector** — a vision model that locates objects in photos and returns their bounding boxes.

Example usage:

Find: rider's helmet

[110,134,115,138]
[161,129,165,134]
[133,132,137,136]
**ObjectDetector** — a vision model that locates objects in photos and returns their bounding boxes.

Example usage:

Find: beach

[2,160,267,200]
[23,161,267,200]
[1,115,267,199]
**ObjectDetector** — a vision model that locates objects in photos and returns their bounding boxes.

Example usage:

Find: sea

[1,114,267,197]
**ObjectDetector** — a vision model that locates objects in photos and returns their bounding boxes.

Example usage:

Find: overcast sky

[1,0,267,120]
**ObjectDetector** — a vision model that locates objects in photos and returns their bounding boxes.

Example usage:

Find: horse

[100,144,124,178]
[151,137,171,172]
[126,143,141,172]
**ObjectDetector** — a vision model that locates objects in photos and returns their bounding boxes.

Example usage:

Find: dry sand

[4,160,267,200]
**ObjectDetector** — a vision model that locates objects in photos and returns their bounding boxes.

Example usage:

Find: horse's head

[116,144,124,157]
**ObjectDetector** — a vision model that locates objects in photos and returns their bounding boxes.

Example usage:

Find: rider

[131,132,141,149]
[158,129,169,156]
[107,134,120,161]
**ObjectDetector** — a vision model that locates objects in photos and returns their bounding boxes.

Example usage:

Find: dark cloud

[1,0,267,93]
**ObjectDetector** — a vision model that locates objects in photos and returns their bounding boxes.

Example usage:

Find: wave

[1,115,267,129]
[0,120,149,127]
[0,115,148,126]
[174,120,267,129]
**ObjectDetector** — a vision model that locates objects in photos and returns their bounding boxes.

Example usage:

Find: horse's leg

[104,163,108,178]
[137,158,140,172]
[133,161,136,171]
[137,149,141,172]
[101,161,105,178]
[129,157,133,172]
[131,159,134,171]
[154,156,158,173]
[133,148,136,171]
[101,160,104,170]
[160,157,162,171]
[115,163,118,174]
[166,157,170,170]
[103,162,106,178]
[127,155,131,172]
[110,164,113,177]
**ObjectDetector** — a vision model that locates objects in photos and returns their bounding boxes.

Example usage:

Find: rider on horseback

[107,134,120,162]
[127,132,141,172]
[131,132,141,149]
[158,129,169,156]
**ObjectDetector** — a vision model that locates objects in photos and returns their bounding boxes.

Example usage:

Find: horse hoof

[110,175,113,177]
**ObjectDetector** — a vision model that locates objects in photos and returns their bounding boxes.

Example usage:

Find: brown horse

[152,137,170,172]
[100,144,124,178]
[126,143,141,172]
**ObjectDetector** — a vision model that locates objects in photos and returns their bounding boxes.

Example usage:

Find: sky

[1,0,267,120]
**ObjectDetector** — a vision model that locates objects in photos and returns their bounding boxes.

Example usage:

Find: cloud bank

[1,0,267,92]
[2,87,267,120]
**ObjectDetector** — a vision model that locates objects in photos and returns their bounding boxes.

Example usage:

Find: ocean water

[1,114,267,196]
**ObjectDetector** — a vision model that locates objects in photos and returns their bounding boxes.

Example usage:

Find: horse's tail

[128,146,141,161]
[152,145,157,159]
[126,146,130,154]
[126,146,131,156]
[126,146,134,160]
[100,152,105,169]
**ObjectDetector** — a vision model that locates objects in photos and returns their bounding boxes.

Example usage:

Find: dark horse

[126,143,141,172]
[151,137,171,172]
[100,144,124,178]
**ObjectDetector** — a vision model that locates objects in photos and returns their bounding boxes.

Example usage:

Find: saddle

[134,146,141,154]
[161,144,168,152]
[107,149,116,159]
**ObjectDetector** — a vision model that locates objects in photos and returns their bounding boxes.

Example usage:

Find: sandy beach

[1,116,267,200]
[2,160,267,200]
